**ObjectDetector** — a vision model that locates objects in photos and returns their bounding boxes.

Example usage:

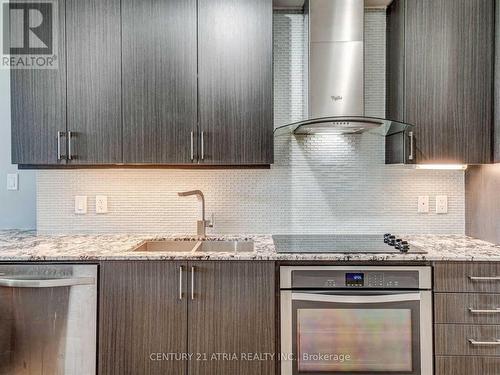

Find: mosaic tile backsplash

[36,10,465,235]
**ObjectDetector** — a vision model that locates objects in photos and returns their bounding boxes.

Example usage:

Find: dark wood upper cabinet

[11,0,273,167]
[187,262,276,375]
[198,0,274,165]
[66,0,122,164]
[387,0,494,164]
[99,262,188,375]
[495,0,500,164]
[10,0,66,165]
[121,0,198,164]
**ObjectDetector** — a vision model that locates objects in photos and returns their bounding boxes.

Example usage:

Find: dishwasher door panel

[0,264,97,375]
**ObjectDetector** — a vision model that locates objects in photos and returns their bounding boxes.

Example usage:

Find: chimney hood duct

[274,0,415,163]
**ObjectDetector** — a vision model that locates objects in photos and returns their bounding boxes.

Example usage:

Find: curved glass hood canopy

[274,116,414,137]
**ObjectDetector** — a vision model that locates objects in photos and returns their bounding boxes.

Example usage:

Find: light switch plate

[75,196,87,214]
[436,195,448,214]
[96,195,108,214]
[417,196,429,213]
[7,173,18,191]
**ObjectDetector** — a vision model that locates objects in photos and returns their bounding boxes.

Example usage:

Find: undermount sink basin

[133,240,254,253]
[133,240,198,253]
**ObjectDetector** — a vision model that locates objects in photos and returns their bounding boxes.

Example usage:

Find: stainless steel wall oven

[280,266,432,375]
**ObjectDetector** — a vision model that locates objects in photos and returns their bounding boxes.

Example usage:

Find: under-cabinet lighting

[415,164,468,170]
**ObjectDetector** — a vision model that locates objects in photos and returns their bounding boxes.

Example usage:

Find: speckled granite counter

[0,230,499,261]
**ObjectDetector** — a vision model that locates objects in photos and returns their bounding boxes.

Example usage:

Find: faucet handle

[208,213,215,228]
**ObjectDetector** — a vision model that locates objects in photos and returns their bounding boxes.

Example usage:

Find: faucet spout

[177,190,212,238]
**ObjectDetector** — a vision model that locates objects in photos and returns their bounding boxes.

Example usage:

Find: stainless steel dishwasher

[0,264,97,375]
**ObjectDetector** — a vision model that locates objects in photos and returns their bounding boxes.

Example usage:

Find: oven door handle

[291,292,422,303]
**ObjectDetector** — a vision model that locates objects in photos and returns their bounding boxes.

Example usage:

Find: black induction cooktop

[272,234,426,254]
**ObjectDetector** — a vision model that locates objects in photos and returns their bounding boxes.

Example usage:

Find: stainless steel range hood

[273,0,415,163]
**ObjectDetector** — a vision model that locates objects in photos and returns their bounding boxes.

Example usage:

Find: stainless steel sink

[133,240,198,252]
[133,240,254,253]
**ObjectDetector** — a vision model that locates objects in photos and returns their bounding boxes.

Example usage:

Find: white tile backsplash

[36,10,465,235]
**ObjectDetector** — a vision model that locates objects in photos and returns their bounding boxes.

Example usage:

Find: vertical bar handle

[67,131,73,160]
[57,131,65,160]
[200,131,205,160]
[408,131,414,161]
[191,266,195,300]
[179,266,184,300]
[190,131,194,161]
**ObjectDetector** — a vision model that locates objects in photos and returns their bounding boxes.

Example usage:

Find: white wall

[0,68,37,229]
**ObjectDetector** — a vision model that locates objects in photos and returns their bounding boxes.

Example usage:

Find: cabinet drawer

[434,263,500,292]
[435,324,500,356]
[435,293,500,324]
[436,356,500,375]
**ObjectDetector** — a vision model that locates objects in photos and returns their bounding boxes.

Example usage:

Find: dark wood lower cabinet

[434,262,500,375]
[436,356,500,375]
[98,261,276,375]
[187,262,276,375]
[99,262,188,375]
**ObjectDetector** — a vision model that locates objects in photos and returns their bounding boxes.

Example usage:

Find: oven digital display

[346,273,364,286]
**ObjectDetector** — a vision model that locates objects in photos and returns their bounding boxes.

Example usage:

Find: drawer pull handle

[469,308,500,314]
[468,339,500,346]
[469,276,500,281]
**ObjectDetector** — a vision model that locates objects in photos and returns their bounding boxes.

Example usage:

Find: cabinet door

[436,356,500,375]
[10,0,66,165]
[99,262,188,375]
[121,0,197,164]
[198,0,273,165]
[188,262,276,375]
[404,0,494,164]
[66,0,122,164]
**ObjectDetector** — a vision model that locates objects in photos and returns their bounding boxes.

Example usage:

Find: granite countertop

[0,230,499,261]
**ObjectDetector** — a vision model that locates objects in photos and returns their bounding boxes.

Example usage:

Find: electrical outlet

[96,195,108,214]
[436,195,448,214]
[75,196,87,214]
[6,173,18,191]
[417,196,429,213]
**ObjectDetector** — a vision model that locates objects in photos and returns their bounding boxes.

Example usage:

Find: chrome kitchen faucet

[177,190,213,238]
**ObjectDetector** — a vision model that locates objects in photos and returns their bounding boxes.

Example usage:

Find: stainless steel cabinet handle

[191,266,195,300]
[57,131,66,160]
[200,131,205,160]
[190,131,194,161]
[469,276,500,281]
[408,131,414,161]
[0,276,94,288]
[469,308,500,314]
[468,339,500,346]
[179,266,184,300]
[67,131,73,160]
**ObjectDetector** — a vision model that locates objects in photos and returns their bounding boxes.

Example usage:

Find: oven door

[281,290,432,375]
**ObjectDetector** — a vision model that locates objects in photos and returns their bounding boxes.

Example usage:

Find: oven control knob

[384,233,392,243]
[397,241,410,253]
[388,236,397,246]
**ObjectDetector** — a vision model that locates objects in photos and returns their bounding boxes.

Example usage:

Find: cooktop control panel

[290,269,421,289]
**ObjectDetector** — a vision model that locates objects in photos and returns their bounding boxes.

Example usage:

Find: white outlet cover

[96,195,108,214]
[6,173,18,191]
[75,196,88,214]
[436,195,448,214]
[417,196,429,213]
